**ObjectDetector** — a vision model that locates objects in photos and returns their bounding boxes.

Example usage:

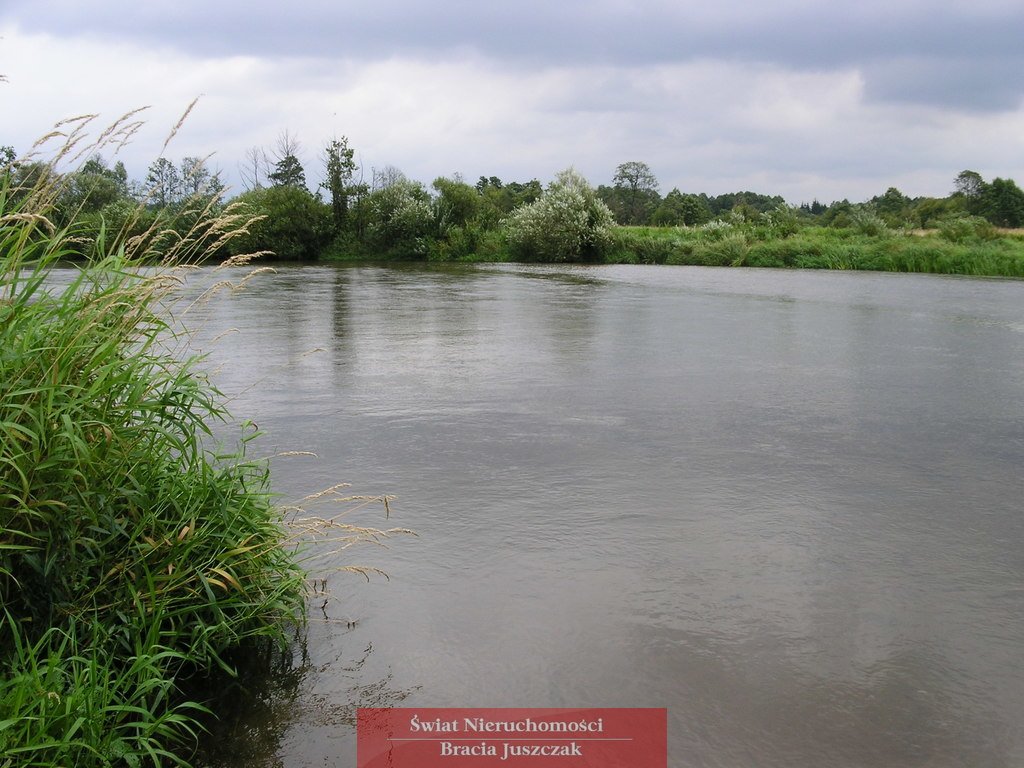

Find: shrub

[229,185,332,261]
[936,214,998,243]
[695,219,734,242]
[503,168,615,262]
[849,207,889,236]
[758,205,800,238]
[362,179,434,258]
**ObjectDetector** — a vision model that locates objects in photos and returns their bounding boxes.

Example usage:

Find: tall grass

[607,224,1024,277]
[1,116,306,766]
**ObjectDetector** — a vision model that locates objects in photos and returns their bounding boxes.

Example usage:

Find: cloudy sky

[2,0,1023,203]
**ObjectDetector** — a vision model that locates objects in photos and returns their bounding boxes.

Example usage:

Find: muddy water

[183,264,1024,768]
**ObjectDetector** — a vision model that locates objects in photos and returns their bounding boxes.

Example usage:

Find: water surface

[182,264,1024,767]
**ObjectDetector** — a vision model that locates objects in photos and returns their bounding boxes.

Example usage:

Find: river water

[176,263,1024,768]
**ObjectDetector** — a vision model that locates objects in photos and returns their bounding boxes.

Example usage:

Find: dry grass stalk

[160,97,199,156]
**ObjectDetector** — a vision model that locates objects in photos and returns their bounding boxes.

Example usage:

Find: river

[178,263,1024,768]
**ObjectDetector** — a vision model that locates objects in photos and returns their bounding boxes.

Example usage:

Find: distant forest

[3,135,1023,266]
[592,161,1024,230]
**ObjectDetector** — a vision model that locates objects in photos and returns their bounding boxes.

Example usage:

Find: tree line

[595,161,1024,231]
[3,137,1023,264]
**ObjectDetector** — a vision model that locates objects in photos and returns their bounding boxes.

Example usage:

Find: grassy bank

[319,217,1024,278]
[605,222,1024,277]
[1,126,306,766]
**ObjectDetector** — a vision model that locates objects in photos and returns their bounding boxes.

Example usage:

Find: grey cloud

[8,0,1024,112]
[5,0,1024,110]
[862,56,1024,110]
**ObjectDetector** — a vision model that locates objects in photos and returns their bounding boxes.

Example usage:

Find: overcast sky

[2,0,1023,203]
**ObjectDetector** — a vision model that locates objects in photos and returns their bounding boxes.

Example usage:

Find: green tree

[6,160,55,207]
[432,176,480,232]
[910,196,964,228]
[819,200,852,228]
[982,177,1024,227]
[611,161,660,224]
[677,200,701,226]
[359,177,434,257]
[503,168,616,262]
[56,154,127,223]
[651,188,711,226]
[872,186,909,221]
[229,185,330,260]
[758,205,799,237]
[954,169,986,198]
[269,155,306,189]
[322,137,359,229]
[473,176,542,227]
[475,176,503,193]
[849,205,888,236]
[427,176,489,260]
[707,191,785,216]
[144,157,181,208]
[0,146,14,190]
[500,180,542,211]
[936,214,996,243]
[268,131,307,189]
[953,170,988,216]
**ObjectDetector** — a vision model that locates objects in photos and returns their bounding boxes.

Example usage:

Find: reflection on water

[171,263,1024,767]
[191,632,313,768]
[193,626,416,768]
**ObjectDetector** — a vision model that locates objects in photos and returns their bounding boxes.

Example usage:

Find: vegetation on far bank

[608,218,1024,277]
[4,134,1024,277]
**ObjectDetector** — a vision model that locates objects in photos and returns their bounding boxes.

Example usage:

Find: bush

[362,179,434,258]
[503,168,615,262]
[937,214,998,243]
[757,205,800,238]
[849,207,889,236]
[229,185,332,260]
[695,219,734,242]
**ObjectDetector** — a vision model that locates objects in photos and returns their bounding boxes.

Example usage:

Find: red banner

[357,708,666,767]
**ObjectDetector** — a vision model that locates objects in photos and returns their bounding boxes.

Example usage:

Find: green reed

[1,120,305,767]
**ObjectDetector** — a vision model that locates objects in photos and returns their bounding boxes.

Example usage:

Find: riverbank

[322,223,1024,278]
[0,145,307,766]
[604,223,1024,276]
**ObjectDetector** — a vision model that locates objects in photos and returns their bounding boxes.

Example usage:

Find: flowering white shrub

[503,168,616,262]
[695,219,733,242]
[699,219,732,233]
